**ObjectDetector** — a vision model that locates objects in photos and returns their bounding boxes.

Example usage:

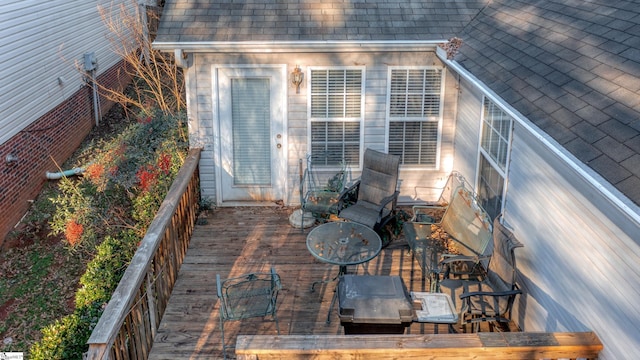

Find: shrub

[29,109,188,359]
[29,232,138,360]
[48,109,187,250]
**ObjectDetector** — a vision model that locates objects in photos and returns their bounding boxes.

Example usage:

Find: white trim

[477,96,513,177]
[385,66,445,171]
[211,64,289,204]
[307,66,366,171]
[154,40,444,53]
[436,47,640,224]
[475,96,514,218]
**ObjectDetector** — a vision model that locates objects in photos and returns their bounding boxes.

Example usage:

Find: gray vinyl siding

[505,124,640,360]
[453,73,640,359]
[0,0,133,145]
[451,78,483,184]
[189,50,452,206]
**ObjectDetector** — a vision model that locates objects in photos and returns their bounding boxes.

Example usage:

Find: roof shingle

[155,0,640,206]
[456,0,640,206]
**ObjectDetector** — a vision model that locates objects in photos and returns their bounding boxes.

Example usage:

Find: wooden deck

[148,206,518,360]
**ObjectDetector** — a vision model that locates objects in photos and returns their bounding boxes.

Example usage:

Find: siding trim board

[436,47,640,224]
[154,41,444,53]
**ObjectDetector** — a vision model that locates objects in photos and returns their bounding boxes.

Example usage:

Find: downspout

[83,52,101,126]
[89,70,101,126]
[174,49,188,68]
[46,167,85,180]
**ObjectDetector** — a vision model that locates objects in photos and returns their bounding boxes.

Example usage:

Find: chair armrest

[440,254,486,264]
[412,205,448,223]
[440,255,490,279]
[339,180,360,198]
[378,191,399,210]
[371,191,400,224]
[459,288,522,299]
[337,180,361,210]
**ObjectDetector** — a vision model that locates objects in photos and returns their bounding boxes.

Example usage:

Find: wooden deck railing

[236,332,603,360]
[85,148,201,360]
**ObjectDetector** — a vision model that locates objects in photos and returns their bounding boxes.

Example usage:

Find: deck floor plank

[148,207,517,359]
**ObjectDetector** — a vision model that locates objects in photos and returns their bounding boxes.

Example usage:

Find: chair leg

[219,316,227,360]
[274,313,281,335]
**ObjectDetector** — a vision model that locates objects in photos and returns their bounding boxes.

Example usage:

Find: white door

[217,67,286,203]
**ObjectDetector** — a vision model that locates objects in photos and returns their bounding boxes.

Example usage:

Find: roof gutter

[153,40,444,53]
[435,47,640,225]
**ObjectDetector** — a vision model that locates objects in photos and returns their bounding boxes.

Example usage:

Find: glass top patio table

[306,221,382,272]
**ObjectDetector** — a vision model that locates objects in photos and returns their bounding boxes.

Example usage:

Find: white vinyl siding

[0,0,132,145]
[387,67,444,168]
[309,67,364,168]
[478,97,513,220]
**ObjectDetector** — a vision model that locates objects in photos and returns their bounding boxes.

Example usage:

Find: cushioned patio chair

[216,267,282,359]
[439,215,523,332]
[338,148,400,247]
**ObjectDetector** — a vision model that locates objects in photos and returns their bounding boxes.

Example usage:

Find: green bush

[30,232,139,360]
[29,109,188,359]
[48,109,187,250]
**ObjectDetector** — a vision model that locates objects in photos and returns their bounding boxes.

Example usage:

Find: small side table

[411,292,458,333]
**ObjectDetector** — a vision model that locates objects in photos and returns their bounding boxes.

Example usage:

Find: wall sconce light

[291,65,304,94]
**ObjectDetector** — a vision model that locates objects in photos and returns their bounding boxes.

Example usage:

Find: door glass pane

[231,78,271,185]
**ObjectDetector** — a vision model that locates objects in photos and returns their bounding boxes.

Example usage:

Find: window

[477,98,513,220]
[309,68,364,167]
[387,67,444,168]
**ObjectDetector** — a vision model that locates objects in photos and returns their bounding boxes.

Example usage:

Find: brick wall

[0,59,133,247]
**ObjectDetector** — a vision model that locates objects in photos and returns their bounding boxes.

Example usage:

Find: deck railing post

[146,268,157,339]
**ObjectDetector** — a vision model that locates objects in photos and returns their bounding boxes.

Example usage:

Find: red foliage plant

[136,165,158,192]
[158,153,172,174]
[65,220,84,246]
[137,116,152,124]
[84,163,105,183]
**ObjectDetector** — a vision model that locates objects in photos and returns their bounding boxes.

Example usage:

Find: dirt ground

[0,102,132,351]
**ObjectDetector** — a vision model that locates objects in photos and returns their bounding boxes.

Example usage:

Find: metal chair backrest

[217,268,281,321]
[303,153,348,194]
[486,216,523,293]
[440,186,493,259]
[216,267,282,359]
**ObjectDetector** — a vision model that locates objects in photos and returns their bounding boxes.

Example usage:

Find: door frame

[212,64,288,205]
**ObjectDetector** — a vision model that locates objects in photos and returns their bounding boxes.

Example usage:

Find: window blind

[231,78,271,185]
[388,68,443,166]
[310,68,363,167]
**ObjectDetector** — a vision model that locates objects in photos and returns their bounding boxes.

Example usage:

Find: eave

[152,40,445,53]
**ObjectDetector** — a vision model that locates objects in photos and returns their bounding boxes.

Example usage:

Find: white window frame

[307,66,365,170]
[385,66,445,170]
[476,96,513,220]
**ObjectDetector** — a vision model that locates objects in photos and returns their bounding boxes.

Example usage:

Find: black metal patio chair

[216,267,282,359]
[298,154,348,231]
[439,215,523,332]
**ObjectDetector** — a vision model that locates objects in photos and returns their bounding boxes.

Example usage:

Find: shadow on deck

[148,206,518,360]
